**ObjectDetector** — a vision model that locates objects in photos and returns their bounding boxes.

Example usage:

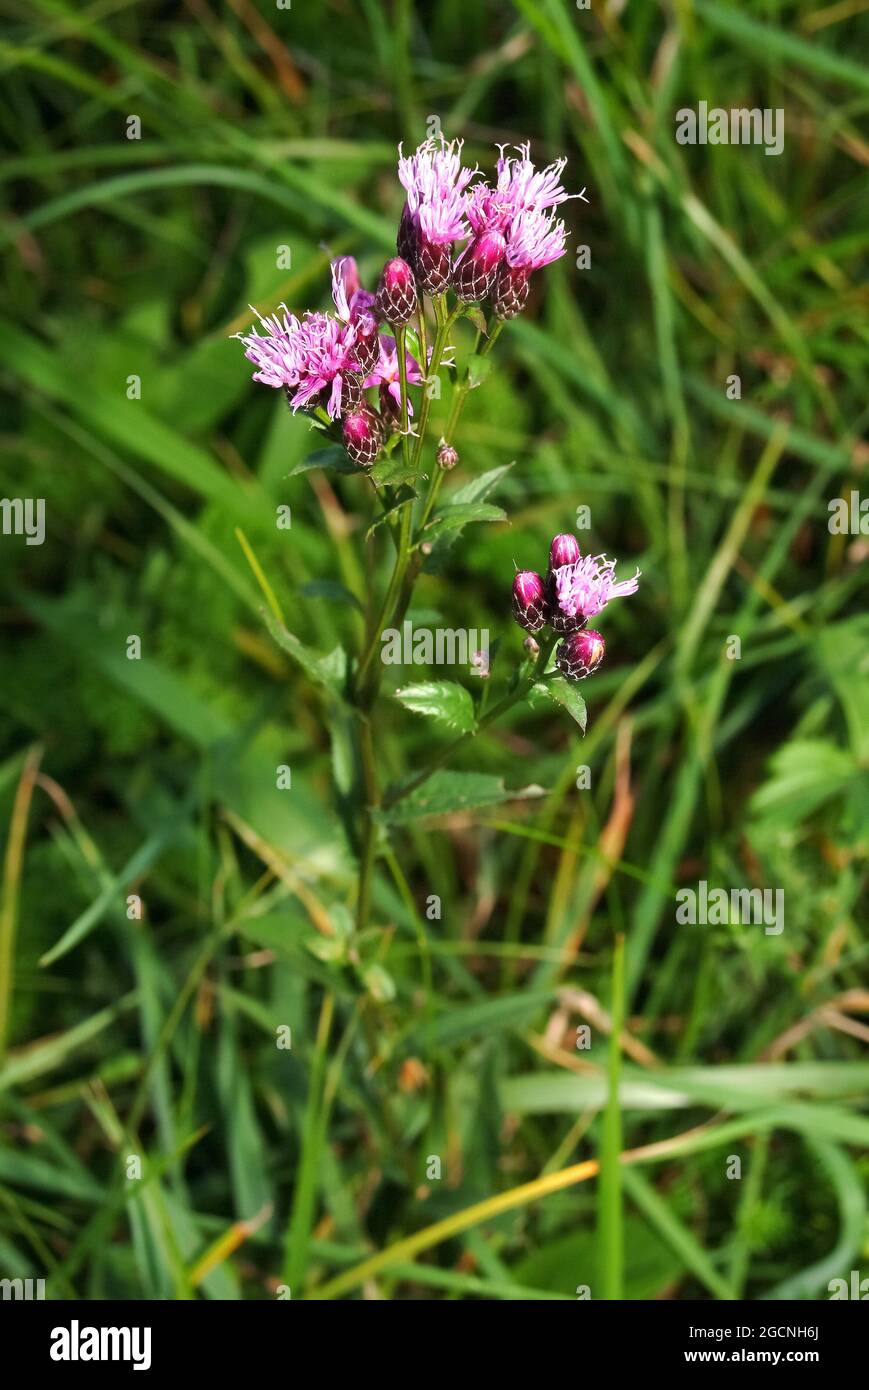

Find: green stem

[598,933,625,1300]
[354,714,379,932]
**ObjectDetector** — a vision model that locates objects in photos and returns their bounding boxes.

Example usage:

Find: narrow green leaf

[424,502,506,541]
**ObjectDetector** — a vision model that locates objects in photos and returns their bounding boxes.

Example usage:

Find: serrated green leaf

[424,502,506,541]
[533,676,588,731]
[370,452,426,487]
[378,771,545,825]
[394,680,476,733]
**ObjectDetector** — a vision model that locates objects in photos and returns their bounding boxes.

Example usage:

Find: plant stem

[355,714,379,932]
[598,933,625,1299]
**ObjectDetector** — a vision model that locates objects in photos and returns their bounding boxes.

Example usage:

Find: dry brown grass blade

[762,989,869,1060]
[0,744,43,1063]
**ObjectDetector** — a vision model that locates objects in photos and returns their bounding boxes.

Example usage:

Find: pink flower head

[398,136,477,245]
[467,143,575,236]
[504,207,567,269]
[236,306,362,419]
[554,553,641,621]
[331,257,378,373]
[235,304,301,388]
[363,335,422,414]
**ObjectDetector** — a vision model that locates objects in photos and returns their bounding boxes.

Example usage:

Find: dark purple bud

[417,233,452,296]
[549,533,581,571]
[453,231,507,303]
[492,263,530,320]
[352,320,381,378]
[397,203,419,269]
[342,404,383,469]
[512,570,547,634]
[547,599,588,635]
[379,384,401,428]
[556,629,605,682]
[436,439,459,471]
[375,257,417,326]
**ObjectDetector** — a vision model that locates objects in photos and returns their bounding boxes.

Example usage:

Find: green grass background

[0,0,867,1300]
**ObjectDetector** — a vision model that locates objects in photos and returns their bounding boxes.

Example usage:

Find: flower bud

[453,231,507,303]
[378,384,401,428]
[512,570,547,633]
[352,318,381,378]
[341,404,383,469]
[523,635,540,659]
[397,203,419,269]
[556,629,605,682]
[375,257,417,326]
[492,263,530,320]
[437,439,459,471]
[417,233,452,296]
[549,533,581,571]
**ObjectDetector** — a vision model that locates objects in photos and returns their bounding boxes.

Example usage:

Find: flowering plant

[235,137,639,933]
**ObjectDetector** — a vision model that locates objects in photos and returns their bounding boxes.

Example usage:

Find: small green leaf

[463,306,489,336]
[370,452,426,487]
[424,502,506,541]
[264,612,348,698]
[378,771,545,825]
[288,445,357,476]
[533,676,588,732]
[395,680,476,733]
[466,353,493,389]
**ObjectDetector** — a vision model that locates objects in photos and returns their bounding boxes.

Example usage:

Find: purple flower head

[331,258,378,373]
[235,306,364,420]
[466,143,575,238]
[549,533,581,571]
[495,142,574,216]
[553,553,641,621]
[504,208,568,270]
[512,570,548,633]
[398,136,477,246]
[375,256,417,325]
[556,629,605,682]
[235,305,302,389]
[285,312,363,419]
[342,403,383,469]
[363,335,423,416]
